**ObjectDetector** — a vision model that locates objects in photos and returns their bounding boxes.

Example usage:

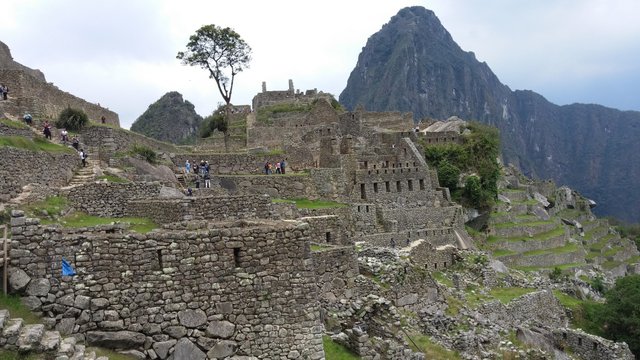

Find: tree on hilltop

[177,24,252,151]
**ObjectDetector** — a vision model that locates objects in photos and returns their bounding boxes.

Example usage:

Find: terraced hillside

[478,169,640,279]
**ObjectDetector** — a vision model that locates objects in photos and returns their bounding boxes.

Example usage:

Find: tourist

[264,161,270,175]
[43,120,52,140]
[204,161,210,173]
[275,162,281,174]
[204,171,211,188]
[71,136,79,150]
[0,84,6,100]
[101,116,106,124]
[185,160,191,174]
[1,84,8,100]
[23,113,33,126]
[185,187,193,196]
[280,159,286,174]
[60,129,69,144]
[79,148,87,167]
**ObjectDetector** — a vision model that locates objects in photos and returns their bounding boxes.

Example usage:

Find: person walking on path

[43,120,52,140]
[185,160,191,174]
[79,148,87,167]
[71,136,79,150]
[280,158,287,174]
[23,113,33,126]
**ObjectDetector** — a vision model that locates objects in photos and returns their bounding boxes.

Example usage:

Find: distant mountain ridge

[339,6,640,222]
[130,91,203,144]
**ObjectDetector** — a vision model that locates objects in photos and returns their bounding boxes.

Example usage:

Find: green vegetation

[272,198,348,209]
[422,122,500,209]
[0,350,43,359]
[323,335,360,360]
[0,118,29,129]
[199,108,227,138]
[521,243,578,257]
[96,174,129,183]
[56,107,88,131]
[0,294,42,324]
[432,271,454,287]
[0,135,73,153]
[256,103,312,124]
[489,287,536,304]
[130,145,157,164]
[311,244,334,252]
[608,218,640,251]
[405,333,461,359]
[59,212,157,233]
[23,195,68,219]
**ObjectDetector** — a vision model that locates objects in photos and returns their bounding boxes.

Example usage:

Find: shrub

[437,160,461,190]
[199,111,227,138]
[590,274,605,293]
[130,145,157,164]
[56,107,88,131]
[549,267,568,282]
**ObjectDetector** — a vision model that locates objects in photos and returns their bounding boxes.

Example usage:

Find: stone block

[25,278,51,297]
[206,320,235,339]
[207,340,237,359]
[177,309,207,328]
[173,338,206,360]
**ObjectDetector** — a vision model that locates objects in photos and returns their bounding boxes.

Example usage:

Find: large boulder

[8,268,31,292]
[178,309,207,328]
[171,338,206,360]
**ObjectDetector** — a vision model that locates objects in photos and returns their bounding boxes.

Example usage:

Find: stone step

[41,330,61,352]
[17,323,45,352]
[3,318,25,346]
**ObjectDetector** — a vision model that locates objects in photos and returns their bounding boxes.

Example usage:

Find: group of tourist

[264,159,287,174]
[0,84,8,100]
[185,159,211,189]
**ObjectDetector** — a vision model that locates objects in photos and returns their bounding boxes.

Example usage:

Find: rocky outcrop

[339,6,640,222]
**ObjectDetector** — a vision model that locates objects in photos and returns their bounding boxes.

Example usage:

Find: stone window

[578,338,582,346]
[419,179,425,190]
[443,262,447,267]
[385,182,390,192]
[593,342,598,350]
[366,205,370,213]
[325,232,331,243]
[434,263,438,269]
[396,181,401,192]
[373,183,378,193]
[360,184,366,200]
[156,249,163,270]
[233,248,241,267]
[408,180,413,191]
[404,148,407,155]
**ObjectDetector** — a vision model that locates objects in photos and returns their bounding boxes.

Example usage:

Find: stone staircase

[66,157,100,187]
[0,309,107,359]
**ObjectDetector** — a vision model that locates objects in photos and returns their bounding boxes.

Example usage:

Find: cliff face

[130,92,203,144]
[339,6,640,222]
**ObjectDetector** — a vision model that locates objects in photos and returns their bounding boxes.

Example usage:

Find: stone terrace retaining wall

[127,194,273,224]
[217,174,318,198]
[79,125,179,155]
[63,182,162,217]
[172,152,314,175]
[0,146,77,202]
[9,213,325,359]
[0,120,35,138]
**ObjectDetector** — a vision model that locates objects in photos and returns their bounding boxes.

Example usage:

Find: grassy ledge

[323,335,360,360]
[0,135,74,153]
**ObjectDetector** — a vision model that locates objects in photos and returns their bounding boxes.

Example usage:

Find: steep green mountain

[131,91,203,144]
[339,6,640,223]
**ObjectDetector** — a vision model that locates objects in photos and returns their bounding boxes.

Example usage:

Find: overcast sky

[2,0,639,129]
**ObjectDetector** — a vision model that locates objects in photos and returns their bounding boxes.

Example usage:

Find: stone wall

[356,228,458,249]
[127,194,273,224]
[9,212,325,359]
[312,247,359,302]
[0,146,77,202]
[300,215,350,246]
[79,125,179,158]
[552,328,634,360]
[216,174,317,198]
[63,182,162,217]
[405,240,459,271]
[0,69,119,126]
[0,119,35,138]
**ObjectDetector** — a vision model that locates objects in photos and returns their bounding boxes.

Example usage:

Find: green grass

[0,294,42,324]
[0,135,73,153]
[515,262,585,272]
[59,212,157,233]
[493,220,555,229]
[489,287,536,303]
[521,243,578,256]
[311,244,334,251]
[490,226,565,243]
[323,335,360,360]
[552,290,601,330]
[405,333,461,359]
[96,174,129,183]
[23,195,68,218]
[493,249,517,257]
[0,118,29,129]
[432,271,454,287]
[0,350,44,359]
[272,198,348,209]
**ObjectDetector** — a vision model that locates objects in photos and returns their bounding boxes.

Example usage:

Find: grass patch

[0,294,42,324]
[256,103,312,124]
[0,118,29,129]
[311,244,334,252]
[552,290,601,330]
[272,198,348,209]
[493,220,555,229]
[0,135,73,153]
[522,243,578,256]
[59,212,157,233]
[493,249,517,257]
[515,262,584,272]
[405,333,461,359]
[96,174,129,183]
[0,350,44,359]
[23,195,68,218]
[492,226,565,243]
[323,335,360,360]
[432,271,454,287]
[489,287,536,303]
